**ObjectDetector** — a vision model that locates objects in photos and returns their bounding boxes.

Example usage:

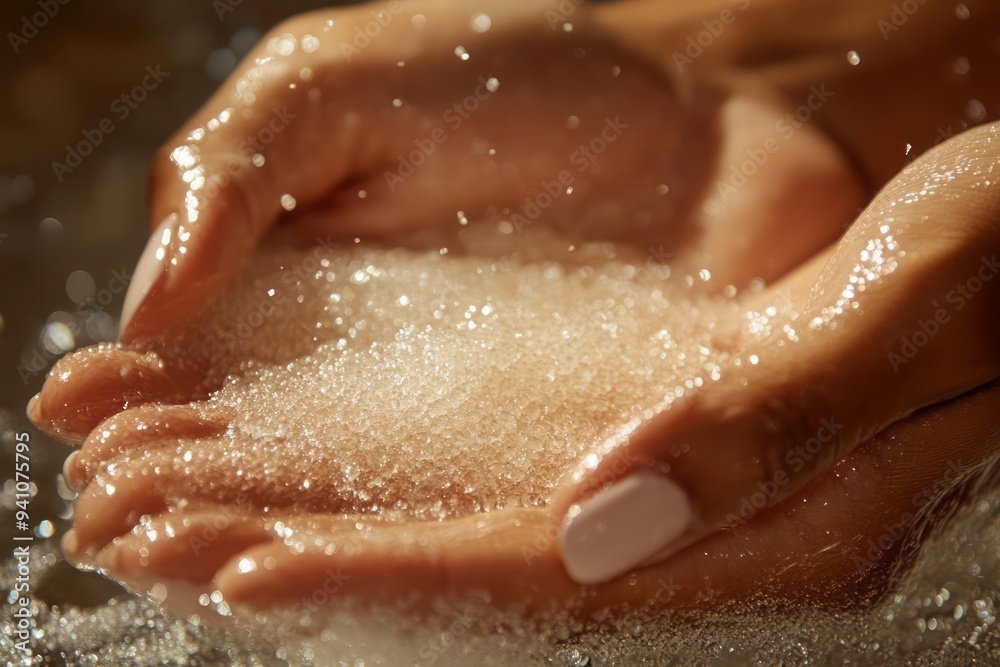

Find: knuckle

[750,381,841,484]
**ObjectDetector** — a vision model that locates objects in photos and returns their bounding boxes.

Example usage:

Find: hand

[36,0,860,441]
[27,0,1000,621]
[555,121,1000,583]
[548,0,1000,584]
[118,0,857,341]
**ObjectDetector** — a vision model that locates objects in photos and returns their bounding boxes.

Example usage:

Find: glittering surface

[14,225,997,666]
[5,0,1000,663]
[5,478,1000,665]
[133,227,741,521]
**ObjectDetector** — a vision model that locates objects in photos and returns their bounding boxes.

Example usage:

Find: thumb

[119,13,375,343]
[555,121,1000,584]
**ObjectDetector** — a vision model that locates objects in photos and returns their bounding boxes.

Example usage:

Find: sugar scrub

[131,226,744,521]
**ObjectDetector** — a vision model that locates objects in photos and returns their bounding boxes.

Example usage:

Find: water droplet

[301,34,319,53]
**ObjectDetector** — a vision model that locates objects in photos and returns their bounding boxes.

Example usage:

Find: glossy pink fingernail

[119,213,177,336]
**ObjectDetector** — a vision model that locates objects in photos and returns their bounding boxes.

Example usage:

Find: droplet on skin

[301,35,319,53]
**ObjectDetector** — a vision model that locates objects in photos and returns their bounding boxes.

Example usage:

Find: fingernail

[560,472,692,585]
[62,451,82,491]
[94,539,122,572]
[61,529,80,562]
[26,393,41,425]
[62,529,100,570]
[120,213,177,337]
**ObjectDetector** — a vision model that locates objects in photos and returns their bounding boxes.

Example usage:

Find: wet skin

[27,0,1000,619]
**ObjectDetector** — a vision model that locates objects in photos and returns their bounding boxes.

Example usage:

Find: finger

[68,459,173,564]
[69,444,246,560]
[117,1,556,341]
[27,346,204,445]
[554,121,1000,584]
[657,379,1000,609]
[118,9,375,342]
[68,403,231,491]
[214,380,1000,615]
[96,510,272,584]
[214,508,579,612]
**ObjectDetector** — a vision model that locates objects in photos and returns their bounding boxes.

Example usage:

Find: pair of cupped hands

[30,0,1000,615]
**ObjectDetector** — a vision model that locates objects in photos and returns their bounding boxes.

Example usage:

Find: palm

[32,0,934,626]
